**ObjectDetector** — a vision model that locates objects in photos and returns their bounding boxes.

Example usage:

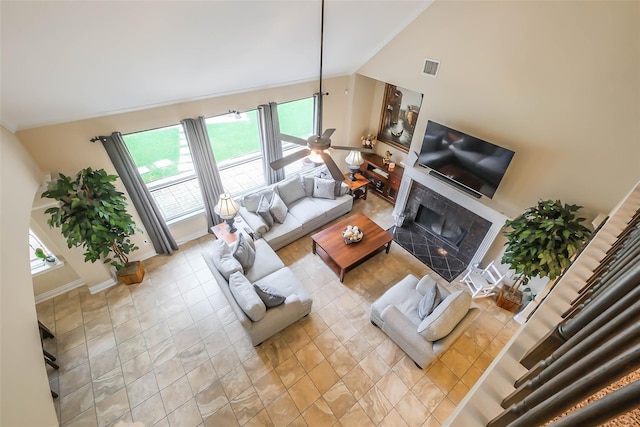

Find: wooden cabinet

[359,153,404,204]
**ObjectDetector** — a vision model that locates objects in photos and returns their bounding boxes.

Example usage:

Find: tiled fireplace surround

[392,165,509,280]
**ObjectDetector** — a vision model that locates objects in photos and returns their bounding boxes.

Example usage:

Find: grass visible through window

[123,97,314,185]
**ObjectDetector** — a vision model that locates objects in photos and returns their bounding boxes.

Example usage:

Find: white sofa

[238,172,353,250]
[203,236,312,346]
[371,274,479,369]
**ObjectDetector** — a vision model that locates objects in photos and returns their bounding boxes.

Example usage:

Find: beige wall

[1,126,58,426]
[17,77,353,290]
[359,0,640,217]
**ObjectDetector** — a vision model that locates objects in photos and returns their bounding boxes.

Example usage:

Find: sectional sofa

[237,171,353,250]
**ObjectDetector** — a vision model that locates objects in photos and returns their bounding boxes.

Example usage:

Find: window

[29,229,57,274]
[123,125,204,221]
[205,110,266,195]
[277,97,319,177]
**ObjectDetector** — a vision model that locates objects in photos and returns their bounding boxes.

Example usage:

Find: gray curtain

[258,102,285,185]
[181,117,225,230]
[100,132,178,255]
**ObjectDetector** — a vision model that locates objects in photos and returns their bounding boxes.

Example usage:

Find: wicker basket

[496,286,522,312]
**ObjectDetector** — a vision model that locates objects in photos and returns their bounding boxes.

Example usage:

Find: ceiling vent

[423,58,440,77]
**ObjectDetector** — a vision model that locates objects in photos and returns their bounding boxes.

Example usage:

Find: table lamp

[345,150,364,181]
[214,193,239,232]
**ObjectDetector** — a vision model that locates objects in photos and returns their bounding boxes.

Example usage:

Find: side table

[210,217,253,245]
[342,173,369,201]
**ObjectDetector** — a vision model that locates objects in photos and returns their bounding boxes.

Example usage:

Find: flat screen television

[417,121,515,198]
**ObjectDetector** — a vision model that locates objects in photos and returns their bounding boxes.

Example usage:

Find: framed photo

[377,84,423,152]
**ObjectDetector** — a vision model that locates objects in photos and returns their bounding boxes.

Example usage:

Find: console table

[359,153,404,204]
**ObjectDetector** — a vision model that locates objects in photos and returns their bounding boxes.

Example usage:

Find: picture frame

[377,83,423,152]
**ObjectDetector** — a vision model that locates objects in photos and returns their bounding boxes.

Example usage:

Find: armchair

[371,274,479,369]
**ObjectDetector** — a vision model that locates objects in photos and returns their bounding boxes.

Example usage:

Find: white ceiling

[1,0,432,132]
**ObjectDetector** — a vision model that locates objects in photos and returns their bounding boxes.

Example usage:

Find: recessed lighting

[437,248,448,256]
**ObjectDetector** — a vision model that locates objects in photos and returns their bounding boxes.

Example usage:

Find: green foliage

[42,168,140,271]
[502,199,591,292]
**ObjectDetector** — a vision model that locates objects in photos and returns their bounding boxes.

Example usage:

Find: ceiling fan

[269,0,370,181]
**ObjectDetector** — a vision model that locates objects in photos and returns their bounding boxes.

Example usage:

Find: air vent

[423,59,440,77]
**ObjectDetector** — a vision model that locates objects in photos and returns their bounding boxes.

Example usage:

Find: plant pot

[118,261,145,285]
[496,285,523,312]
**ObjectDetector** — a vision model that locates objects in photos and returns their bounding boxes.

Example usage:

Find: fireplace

[390,166,509,282]
[415,205,467,248]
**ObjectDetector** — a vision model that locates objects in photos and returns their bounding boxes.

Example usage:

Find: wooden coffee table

[311,213,393,282]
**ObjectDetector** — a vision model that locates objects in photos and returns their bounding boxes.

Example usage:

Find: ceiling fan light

[308,150,325,164]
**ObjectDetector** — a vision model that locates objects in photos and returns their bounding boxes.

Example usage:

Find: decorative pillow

[303,176,315,198]
[416,275,437,295]
[253,283,287,308]
[417,290,471,341]
[337,182,349,197]
[256,195,274,229]
[275,175,306,206]
[243,189,274,213]
[417,282,441,319]
[232,233,256,271]
[269,192,288,224]
[228,271,266,321]
[313,177,336,200]
[211,239,243,280]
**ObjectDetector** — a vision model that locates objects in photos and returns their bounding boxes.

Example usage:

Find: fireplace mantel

[393,165,511,266]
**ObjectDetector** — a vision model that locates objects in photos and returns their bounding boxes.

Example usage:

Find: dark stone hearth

[389,225,467,282]
[391,181,492,282]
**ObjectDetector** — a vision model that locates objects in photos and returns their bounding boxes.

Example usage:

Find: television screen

[417,121,515,198]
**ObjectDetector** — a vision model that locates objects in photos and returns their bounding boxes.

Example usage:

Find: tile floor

[38,195,518,427]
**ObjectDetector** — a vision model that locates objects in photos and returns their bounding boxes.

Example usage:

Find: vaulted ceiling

[1,0,433,132]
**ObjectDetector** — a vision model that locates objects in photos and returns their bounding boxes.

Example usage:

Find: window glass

[277,98,319,176]
[205,110,265,194]
[29,229,54,271]
[123,125,204,221]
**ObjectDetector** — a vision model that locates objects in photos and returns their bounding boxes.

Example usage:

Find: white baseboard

[34,279,85,303]
[176,229,209,245]
[132,249,157,262]
[89,277,118,294]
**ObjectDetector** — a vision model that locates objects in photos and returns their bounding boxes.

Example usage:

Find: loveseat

[238,171,353,250]
[203,234,312,346]
[371,273,479,369]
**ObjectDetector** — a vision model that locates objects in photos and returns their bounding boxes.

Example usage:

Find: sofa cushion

[243,189,274,213]
[257,195,274,229]
[232,233,256,271]
[211,239,243,280]
[253,283,287,308]
[417,282,441,319]
[417,290,471,341]
[313,177,336,200]
[244,239,285,282]
[269,192,288,224]
[276,175,306,206]
[287,198,323,224]
[229,271,266,321]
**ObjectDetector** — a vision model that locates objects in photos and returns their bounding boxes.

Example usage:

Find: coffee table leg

[312,241,317,255]
[339,268,345,282]
[385,241,391,254]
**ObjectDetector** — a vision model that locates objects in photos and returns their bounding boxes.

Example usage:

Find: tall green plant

[42,168,140,271]
[502,199,591,296]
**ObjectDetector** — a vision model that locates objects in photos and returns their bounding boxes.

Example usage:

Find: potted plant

[34,248,57,266]
[498,199,591,312]
[42,168,144,284]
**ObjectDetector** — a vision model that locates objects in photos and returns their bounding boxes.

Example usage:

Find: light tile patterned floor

[38,195,518,427]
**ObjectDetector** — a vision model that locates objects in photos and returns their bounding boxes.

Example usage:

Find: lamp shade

[214,193,239,219]
[345,150,364,167]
